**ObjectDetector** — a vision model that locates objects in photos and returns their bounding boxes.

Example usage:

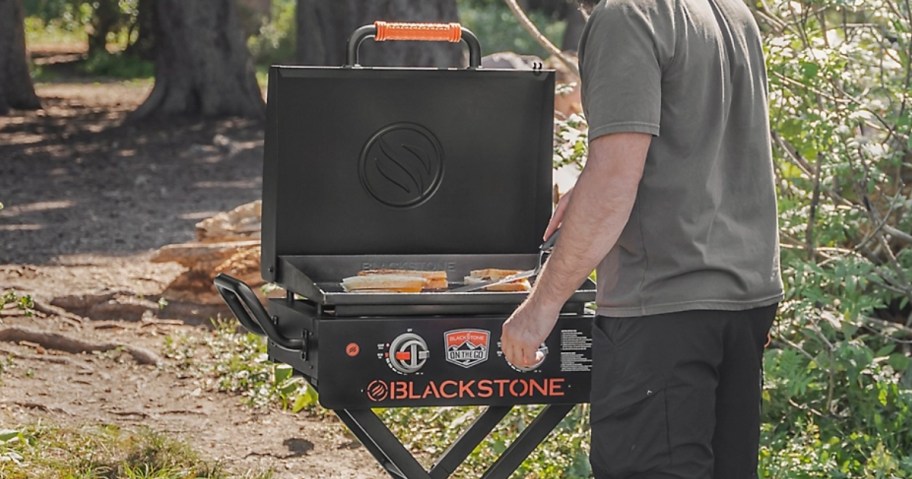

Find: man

[500,0,784,477]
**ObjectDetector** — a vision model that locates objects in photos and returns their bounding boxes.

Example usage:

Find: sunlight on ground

[0,200,74,217]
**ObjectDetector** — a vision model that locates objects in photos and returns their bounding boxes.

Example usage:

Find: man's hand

[501,296,561,368]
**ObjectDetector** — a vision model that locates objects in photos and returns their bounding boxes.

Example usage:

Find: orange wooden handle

[374,21,462,43]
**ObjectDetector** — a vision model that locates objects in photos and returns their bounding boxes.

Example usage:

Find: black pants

[589,305,776,479]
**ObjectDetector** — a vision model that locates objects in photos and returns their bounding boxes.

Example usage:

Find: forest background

[1,0,911,477]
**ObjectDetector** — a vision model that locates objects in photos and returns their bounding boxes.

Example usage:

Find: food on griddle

[464,268,532,292]
[358,269,448,290]
[341,273,428,293]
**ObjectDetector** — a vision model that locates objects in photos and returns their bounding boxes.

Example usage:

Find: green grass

[25,17,86,48]
[77,52,153,79]
[30,52,154,82]
[0,424,273,478]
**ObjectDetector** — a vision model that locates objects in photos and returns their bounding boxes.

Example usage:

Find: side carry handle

[214,273,305,351]
[346,21,482,68]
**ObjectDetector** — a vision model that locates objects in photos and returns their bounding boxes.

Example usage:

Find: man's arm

[501,132,651,368]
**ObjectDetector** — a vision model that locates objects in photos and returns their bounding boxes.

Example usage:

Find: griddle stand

[216,273,579,479]
[337,404,573,479]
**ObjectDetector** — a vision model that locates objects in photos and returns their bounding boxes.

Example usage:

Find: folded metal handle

[346,21,482,68]
[213,273,305,351]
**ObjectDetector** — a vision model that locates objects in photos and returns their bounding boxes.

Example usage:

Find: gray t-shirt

[578,0,784,316]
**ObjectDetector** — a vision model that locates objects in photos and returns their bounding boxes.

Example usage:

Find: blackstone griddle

[216,22,595,479]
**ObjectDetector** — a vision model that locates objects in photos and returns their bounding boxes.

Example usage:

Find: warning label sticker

[560,329,592,372]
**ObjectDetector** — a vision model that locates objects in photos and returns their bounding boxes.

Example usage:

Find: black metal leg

[429,406,512,479]
[481,404,574,479]
[335,405,574,479]
[335,409,431,479]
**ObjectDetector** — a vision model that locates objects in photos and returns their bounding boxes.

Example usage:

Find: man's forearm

[527,133,650,313]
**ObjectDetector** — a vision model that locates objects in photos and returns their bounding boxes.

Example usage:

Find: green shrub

[756,0,912,475]
[246,0,296,66]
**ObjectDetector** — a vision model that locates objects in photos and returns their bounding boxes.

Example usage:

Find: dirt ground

[0,80,387,478]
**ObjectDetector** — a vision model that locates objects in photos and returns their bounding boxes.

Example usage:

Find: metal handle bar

[345,21,482,68]
[214,273,305,350]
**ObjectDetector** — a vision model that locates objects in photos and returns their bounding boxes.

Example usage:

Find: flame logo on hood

[360,123,444,208]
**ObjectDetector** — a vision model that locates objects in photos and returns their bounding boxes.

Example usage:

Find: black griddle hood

[261,64,555,278]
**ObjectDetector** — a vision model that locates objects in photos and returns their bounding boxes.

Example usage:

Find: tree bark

[0,0,40,115]
[296,0,462,67]
[132,0,264,119]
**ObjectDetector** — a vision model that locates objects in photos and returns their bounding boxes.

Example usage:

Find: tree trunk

[125,0,156,60]
[132,0,264,119]
[87,0,120,56]
[0,0,40,115]
[296,0,462,67]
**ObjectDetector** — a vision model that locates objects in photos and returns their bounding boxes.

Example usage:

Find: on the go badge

[444,329,490,368]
